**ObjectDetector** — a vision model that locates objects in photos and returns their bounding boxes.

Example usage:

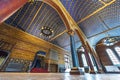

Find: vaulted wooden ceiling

[5,1,66,41]
[5,0,120,51]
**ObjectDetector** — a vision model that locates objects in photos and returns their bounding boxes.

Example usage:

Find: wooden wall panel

[10,48,35,60]
[58,53,64,65]
[0,23,69,64]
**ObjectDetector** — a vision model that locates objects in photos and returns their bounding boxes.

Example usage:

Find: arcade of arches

[0,0,120,80]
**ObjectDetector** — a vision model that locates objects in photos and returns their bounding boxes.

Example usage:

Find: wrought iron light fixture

[28,0,34,3]
[28,0,37,4]
[40,26,54,38]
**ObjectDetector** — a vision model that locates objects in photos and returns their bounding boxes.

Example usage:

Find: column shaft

[70,35,79,67]
[83,47,94,71]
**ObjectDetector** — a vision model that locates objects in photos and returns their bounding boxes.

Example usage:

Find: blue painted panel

[37,51,46,56]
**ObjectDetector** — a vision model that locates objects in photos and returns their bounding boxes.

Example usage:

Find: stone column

[68,31,84,75]
[83,46,96,74]
[70,35,79,67]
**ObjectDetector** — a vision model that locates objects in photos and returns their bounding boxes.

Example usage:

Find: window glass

[64,55,70,69]
[106,49,120,65]
[81,54,88,66]
[115,47,120,57]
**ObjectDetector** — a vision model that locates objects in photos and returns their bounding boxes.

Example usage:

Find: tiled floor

[0,73,120,80]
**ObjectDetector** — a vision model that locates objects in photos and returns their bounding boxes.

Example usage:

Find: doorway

[50,64,58,72]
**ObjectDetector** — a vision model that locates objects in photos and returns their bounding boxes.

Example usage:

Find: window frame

[106,48,120,65]
[114,47,120,57]
[81,53,88,67]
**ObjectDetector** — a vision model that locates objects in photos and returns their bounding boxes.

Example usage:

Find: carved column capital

[67,29,74,36]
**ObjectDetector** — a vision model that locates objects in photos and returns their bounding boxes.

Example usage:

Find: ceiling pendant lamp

[40,26,54,38]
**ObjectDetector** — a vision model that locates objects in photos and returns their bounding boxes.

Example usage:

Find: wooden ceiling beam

[50,30,68,41]
[99,0,106,5]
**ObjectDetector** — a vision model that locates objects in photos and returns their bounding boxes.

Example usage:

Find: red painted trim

[0,0,28,23]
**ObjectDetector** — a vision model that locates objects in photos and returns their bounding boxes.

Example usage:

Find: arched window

[115,47,120,57]
[81,54,88,66]
[106,49,120,65]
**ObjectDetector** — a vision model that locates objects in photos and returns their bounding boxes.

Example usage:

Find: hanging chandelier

[40,26,54,38]
[103,36,120,46]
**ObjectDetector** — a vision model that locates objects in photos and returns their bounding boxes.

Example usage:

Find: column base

[89,70,96,74]
[70,67,84,75]
[97,69,104,74]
